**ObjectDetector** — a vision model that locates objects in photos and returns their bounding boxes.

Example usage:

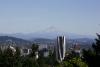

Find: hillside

[0,36,32,47]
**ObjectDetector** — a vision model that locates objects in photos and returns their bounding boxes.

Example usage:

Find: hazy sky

[0,0,100,35]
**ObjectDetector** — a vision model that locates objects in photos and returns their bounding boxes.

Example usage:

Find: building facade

[56,36,66,62]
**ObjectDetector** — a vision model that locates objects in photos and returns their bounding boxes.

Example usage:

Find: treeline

[82,34,100,67]
[0,34,100,67]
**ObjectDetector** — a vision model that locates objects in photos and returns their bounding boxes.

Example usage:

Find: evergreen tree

[15,47,21,58]
[3,47,15,67]
[83,33,100,67]
[0,48,2,55]
[30,43,39,57]
[92,33,100,66]
[14,47,22,67]
[22,57,39,67]
[92,33,100,55]
[0,48,3,66]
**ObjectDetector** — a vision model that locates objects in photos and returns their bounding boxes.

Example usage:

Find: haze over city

[0,0,100,36]
[0,0,100,67]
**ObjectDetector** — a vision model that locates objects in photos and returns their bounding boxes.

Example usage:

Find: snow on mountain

[0,27,95,40]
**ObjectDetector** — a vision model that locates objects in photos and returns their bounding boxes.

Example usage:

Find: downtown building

[56,36,66,62]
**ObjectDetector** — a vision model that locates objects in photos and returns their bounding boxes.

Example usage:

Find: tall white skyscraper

[56,36,66,62]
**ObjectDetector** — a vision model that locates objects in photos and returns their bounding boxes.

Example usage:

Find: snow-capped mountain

[0,27,95,40]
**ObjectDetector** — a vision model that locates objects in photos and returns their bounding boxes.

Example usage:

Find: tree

[14,47,22,67]
[15,47,21,58]
[92,33,100,55]
[82,33,100,67]
[22,57,39,67]
[48,49,58,66]
[55,57,88,67]
[2,47,15,67]
[0,48,3,66]
[22,43,39,67]
[30,43,39,57]
[0,48,2,55]
[92,33,100,66]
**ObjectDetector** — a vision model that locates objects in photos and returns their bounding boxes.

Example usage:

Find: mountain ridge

[0,32,95,40]
[0,27,96,40]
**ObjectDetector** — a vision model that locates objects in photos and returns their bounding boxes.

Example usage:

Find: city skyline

[0,0,100,36]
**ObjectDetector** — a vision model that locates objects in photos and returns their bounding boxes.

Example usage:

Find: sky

[0,0,100,36]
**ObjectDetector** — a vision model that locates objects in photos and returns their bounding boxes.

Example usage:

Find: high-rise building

[56,36,66,62]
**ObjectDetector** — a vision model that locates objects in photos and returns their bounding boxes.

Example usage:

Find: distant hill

[31,38,94,45]
[31,38,94,49]
[0,36,32,47]
[9,32,95,40]
[0,35,95,50]
[67,38,94,50]
[0,27,96,40]
[32,38,55,45]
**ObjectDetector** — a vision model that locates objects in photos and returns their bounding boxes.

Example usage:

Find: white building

[56,36,66,62]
